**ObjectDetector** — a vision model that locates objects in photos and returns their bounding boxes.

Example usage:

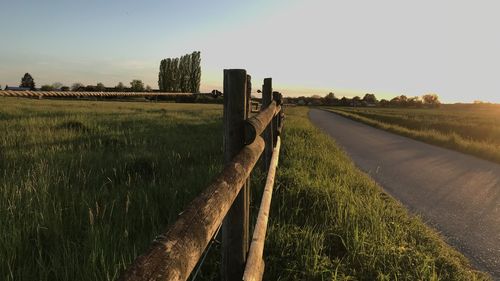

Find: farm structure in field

[118,69,285,281]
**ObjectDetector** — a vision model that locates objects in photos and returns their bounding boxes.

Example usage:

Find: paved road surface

[309,109,500,279]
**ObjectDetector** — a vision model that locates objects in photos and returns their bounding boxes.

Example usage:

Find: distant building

[4,86,31,91]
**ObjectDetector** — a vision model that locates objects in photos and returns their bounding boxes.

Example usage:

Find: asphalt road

[309,108,500,279]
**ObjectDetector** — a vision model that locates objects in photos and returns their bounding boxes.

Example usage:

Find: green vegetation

[325,106,500,164]
[0,98,223,281]
[263,107,488,280]
[20,73,36,90]
[158,51,201,93]
[0,98,489,280]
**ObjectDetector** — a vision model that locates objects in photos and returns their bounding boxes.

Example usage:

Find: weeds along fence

[117,69,284,281]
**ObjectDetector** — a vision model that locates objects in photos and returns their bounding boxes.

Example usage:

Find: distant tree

[20,73,35,90]
[339,97,350,106]
[84,85,97,91]
[115,82,125,91]
[422,94,440,107]
[324,92,338,105]
[189,51,201,93]
[325,92,336,99]
[71,83,84,91]
[51,82,63,90]
[130,80,144,92]
[60,86,70,91]
[390,95,408,107]
[362,93,378,104]
[408,96,423,107]
[379,99,390,107]
[179,54,191,92]
[158,51,201,93]
[352,96,361,106]
[171,57,181,92]
[96,82,105,92]
[158,58,170,92]
[145,85,152,92]
[40,85,54,91]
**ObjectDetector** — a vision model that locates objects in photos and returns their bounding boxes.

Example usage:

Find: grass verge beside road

[264,107,489,280]
[324,107,500,164]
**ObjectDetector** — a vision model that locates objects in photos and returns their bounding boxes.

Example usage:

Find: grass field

[0,98,489,280]
[325,106,500,164]
[0,98,224,280]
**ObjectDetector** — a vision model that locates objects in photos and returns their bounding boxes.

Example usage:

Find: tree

[130,80,144,92]
[158,51,201,93]
[40,85,54,91]
[339,97,350,106]
[51,82,63,90]
[379,99,390,107]
[96,82,105,92]
[324,92,338,105]
[20,73,35,90]
[61,86,70,91]
[362,93,378,104]
[352,96,361,106]
[116,82,125,91]
[390,95,408,107]
[408,96,423,107]
[325,92,336,99]
[422,94,440,107]
[71,83,84,91]
[145,85,152,92]
[189,51,201,93]
[179,54,191,92]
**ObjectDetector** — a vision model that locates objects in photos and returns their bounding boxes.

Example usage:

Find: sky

[0,0,499,103]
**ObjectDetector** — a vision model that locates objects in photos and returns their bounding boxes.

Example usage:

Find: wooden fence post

[272,91,281,146]
[262,78,273,171]
[222,69,250,281]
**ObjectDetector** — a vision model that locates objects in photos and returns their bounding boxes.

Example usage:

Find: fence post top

[224,69,247,73]
[272,91,283,105]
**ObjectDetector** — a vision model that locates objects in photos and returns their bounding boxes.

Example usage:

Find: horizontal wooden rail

[244,101,281,144]
[0,90,214,98]
[243,136,281,281]
[118,136,265,281]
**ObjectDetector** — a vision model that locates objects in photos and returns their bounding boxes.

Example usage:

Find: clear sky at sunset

[1,0,499,103]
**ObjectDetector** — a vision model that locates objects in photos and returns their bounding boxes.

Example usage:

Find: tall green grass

[0,98,224,280]
[263,107,489,280]
[0,98,489,280]
[326,107,500,164]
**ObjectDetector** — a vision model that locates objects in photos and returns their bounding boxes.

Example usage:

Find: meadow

[0,97,489,280]
[0,98,224,280]
[325,105,500,164]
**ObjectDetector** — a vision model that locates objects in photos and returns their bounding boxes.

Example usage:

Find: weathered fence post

[262,78,273,171]
[272,91,281,146]
[222,69,250,281]
[245,74,252,251]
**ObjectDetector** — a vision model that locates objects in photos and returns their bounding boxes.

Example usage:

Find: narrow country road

[309,109,500,280]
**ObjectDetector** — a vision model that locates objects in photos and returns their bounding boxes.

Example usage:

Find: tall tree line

[158,51,201,93]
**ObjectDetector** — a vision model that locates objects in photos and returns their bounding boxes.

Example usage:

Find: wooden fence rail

[0,90,217,98]
[118,69,284,281]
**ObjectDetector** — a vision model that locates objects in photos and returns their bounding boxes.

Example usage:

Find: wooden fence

[117,69,284,281]
[0,90,215,98]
